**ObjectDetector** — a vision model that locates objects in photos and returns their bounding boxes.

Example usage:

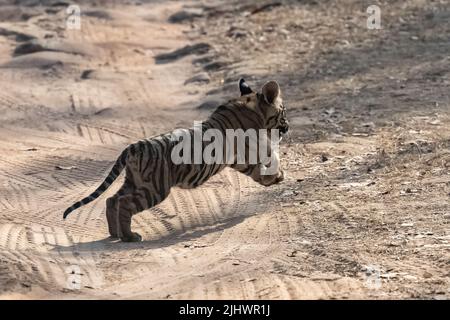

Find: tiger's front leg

[231,163,284,186]
[248,148,284,186]
[250,164,284,186]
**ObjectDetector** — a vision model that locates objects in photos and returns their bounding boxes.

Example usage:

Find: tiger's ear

[261,81,281,105]
[239,78,253,96]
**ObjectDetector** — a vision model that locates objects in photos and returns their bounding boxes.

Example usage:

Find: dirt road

[0,0,449,299]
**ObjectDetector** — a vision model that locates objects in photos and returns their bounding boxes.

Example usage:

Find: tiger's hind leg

[106,180,134,239]
[117,188,170,242]
[106,196,119,238]
[117,187,171,242]
[116,192,143,242]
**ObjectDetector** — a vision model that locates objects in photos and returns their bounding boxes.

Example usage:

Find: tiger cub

[63,79,289,242]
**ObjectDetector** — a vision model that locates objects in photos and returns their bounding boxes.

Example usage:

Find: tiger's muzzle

[277,120,289,135]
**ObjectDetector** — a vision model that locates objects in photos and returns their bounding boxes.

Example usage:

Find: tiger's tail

[63,147,129,219]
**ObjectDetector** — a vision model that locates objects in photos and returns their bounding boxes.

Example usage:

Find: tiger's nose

[280,125,289,134]
[278,121,289,134]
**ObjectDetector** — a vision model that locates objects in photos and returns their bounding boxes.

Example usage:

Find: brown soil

[0,0,448,299]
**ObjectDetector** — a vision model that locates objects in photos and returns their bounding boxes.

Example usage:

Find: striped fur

[63,79,289,242]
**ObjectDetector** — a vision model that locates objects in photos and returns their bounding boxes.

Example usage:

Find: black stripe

[132,196,144,213]
[141,142,154,177]
[244,166,254,175]
[212,163,224,176]
[245,107,265,124]
[223,108,247,129]
[153,141,166,195]
[236,108,263,128]
[179,164,193,183]
[212,112,233,129]
[138,143,145,171]
[105,175,114,184]
[265,114,277,126]
[203,163,217,182]
[120,148,128,165]
[112,167,120,176]
[141,186,154,207]
[154,139,166,157]
[215,106,246,129]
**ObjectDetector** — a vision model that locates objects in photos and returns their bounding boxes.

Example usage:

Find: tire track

[0,126,121,155]
[29,225,105,290]
[0,224,53,288]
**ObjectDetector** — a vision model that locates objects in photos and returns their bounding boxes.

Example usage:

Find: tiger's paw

[275,170,285,183]
[121,232,142,242]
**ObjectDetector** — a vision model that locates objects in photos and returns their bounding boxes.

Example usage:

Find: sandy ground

[0,0,449,299]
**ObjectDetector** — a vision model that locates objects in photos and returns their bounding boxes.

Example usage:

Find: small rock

[362,122,375,128]
[55,165,77,171]
[401,222,414,227]
[83,10,112,20]
[425,12,434,20]
[192,55,214,65]
[387,242,401,247]
[403,275,418,281]
[0,27,35,42]
[13,41,46,56]
[287,250,297,257]
[168,9,204,23]
[281,190,296,197]
[380,272,397,279]
[197,100,221,110]
[155,43,211,63]
[81,69,94,79]
[401,188,418,195]
[184,72,210,85]
[203,61,227,72]
[226,26,248,38]
[428,119,440,125]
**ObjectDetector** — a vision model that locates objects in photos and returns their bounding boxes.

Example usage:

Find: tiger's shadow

[52,206,255,254]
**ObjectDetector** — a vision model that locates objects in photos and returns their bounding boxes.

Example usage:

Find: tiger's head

[239,78,289,135]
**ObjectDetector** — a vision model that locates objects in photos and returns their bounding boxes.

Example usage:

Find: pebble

[403,275,418,281]
[401,222,414,227]
[184,72,210,85]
